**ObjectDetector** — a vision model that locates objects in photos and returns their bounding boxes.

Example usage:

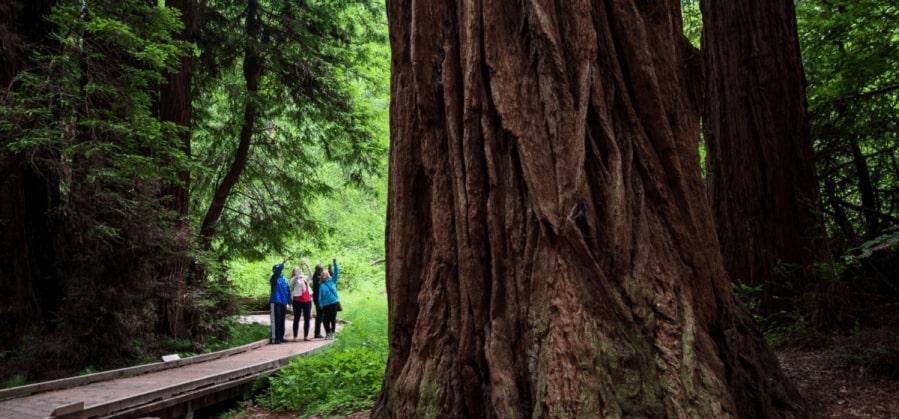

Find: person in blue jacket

[317,258,340,339]
[311,264,325,339]
[269,257,291,344]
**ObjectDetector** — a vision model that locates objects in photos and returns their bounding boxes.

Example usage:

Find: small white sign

[161,354,181,362]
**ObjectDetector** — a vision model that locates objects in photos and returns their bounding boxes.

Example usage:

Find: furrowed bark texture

[375,0,806,417]
[701,0,820,288]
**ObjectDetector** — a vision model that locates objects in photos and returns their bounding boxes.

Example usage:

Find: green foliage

[0,0,384,385]
[191,0,388,261]
[227,165,387,296]
[190,322,270,355]
[4,0,191,183]
[732,281,764,313]
[798,0,899,246]
[152,314,269,357]
[0,0,205,376]
[259,284,388,416]
[0,375,26,389]
[846,225,899,260]
[680,0,702,48]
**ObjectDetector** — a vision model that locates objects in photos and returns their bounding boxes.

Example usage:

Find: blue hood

[269,263,290,305]
[270,263,285,289]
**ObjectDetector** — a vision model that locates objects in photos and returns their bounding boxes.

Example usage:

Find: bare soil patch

[777,349,899,417]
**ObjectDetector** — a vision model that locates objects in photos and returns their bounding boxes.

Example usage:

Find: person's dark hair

[270,265,280,290]
[312,264,324,283]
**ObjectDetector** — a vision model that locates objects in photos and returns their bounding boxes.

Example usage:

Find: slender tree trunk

[823,175,855,244]
[849,138,879,237]
[199,0,261,250]
[701,0,820,291]
[158,0,195,337]
[375,1,805,417]
[160,0,194,219]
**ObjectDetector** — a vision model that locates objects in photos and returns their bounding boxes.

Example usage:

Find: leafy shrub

[1,375,26,389]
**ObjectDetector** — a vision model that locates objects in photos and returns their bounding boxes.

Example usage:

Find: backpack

[294,280,312,303]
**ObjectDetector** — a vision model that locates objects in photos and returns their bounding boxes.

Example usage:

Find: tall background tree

[0,0,61,352]
[375,0,803,417]
[156,0,197,338]
[700,0,821,305]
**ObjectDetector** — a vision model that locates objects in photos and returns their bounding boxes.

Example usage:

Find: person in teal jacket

[318,259,340,339]
[269,258,291,344]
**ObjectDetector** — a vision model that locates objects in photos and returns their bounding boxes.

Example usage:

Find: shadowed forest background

[0,0,897,417]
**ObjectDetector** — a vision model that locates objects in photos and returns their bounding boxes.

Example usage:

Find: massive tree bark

[199,0,261,250]
[375,0,805,417]
[701,0,820,289]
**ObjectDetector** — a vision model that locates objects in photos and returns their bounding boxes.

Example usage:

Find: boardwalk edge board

[0,339,269,401]
[51,343,331,419]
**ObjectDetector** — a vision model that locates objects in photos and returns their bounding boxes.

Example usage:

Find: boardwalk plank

[0,332,333,419]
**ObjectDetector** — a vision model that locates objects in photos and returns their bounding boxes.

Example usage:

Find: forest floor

[227,406,370,418]
[777,348,899,417]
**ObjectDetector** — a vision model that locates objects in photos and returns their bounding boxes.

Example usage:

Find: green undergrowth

[1,374,26,389]
[160,321,271,358]
[198,322,271,354]
[257,283,388,417]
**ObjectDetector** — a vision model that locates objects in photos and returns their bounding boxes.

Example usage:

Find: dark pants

[271,303,287,343]
[321,303,338,334]
[292,300,312,338]
[314,300,323,337]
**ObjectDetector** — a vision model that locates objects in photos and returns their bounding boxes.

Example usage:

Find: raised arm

[300,257,311,276]
[332,258,340,283]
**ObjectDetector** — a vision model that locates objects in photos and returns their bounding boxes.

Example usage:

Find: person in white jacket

[289,258,314,341]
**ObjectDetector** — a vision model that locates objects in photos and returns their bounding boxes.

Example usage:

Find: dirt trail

[777,349,899,417]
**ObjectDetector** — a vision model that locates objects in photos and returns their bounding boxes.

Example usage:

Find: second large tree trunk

[375,0,805,417]
[701,0,820,291]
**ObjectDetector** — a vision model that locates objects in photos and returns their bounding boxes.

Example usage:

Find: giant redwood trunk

[375,0,805,417]
[700,0,819,290]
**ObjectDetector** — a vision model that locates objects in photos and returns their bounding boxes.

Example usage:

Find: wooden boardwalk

[0,317,333,418]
